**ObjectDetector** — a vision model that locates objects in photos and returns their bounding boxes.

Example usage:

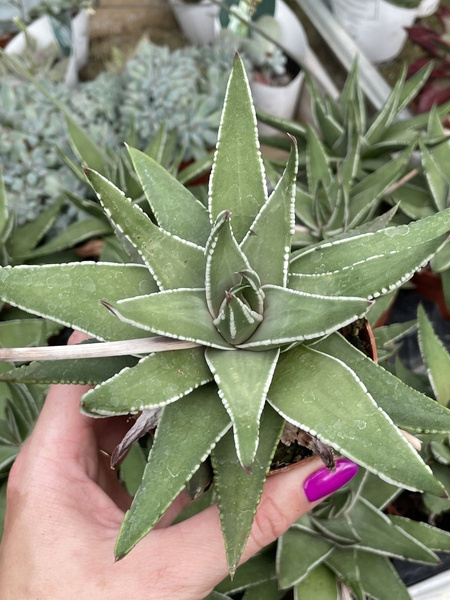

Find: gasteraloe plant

[1,57,450,576]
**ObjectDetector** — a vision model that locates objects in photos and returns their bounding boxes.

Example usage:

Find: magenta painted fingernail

[303,458,359,502]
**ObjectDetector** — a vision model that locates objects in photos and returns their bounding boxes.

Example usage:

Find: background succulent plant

[119,38,244,160]
[1,57,450,581]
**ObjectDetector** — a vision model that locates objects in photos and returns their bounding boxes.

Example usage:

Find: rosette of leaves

[119,39,238,161]
[1,57,450,576]
[211,466,450,599]
[259,61,450,167]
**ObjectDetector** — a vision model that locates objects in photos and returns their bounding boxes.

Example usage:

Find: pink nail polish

[303,458,359,502]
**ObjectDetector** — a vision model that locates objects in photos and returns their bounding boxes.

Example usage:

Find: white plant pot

[169,0,219,46]
[408,568,450,599]
[214,0,305,133]
[5,9,89,88]
[329,0,439,63]
[251,70,305,136]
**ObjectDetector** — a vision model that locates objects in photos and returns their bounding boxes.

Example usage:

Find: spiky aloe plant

[1,57,450,575]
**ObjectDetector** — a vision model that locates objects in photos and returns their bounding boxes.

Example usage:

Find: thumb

[153,456,358,591]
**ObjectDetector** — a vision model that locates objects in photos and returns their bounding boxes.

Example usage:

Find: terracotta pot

[0,33,13,48]
[413,270,450,320]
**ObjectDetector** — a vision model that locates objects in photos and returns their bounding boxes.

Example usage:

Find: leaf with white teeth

[206,348,279,470]
[289,208,450,298]
[238,286,370,349]
[269,345,444,495]
[109,289,231,349]
[81,347,211,416]
[213,292,262,346]
[85,169,206,290]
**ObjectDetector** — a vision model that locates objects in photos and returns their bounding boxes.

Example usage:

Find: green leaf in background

[418,305,450,406]
[420,140,449,212]
[65,115,107,175]
[119,442,147,496]
[82,348,211,416]
[316,334,450,434]
[0,263,157,341]
[206,349,279,470]
[269,344,444,495]
[389,516,450,552]
[306,125,331,195]
[208,55,267,243]
[0,165,8,238]
[85,169,205,290]
[242,579,284,600]
[115,385,231,559]
[374,320,416,348]
[294,563,339,600]
[0,319,62,348]
[6,197,64,259]
[211,405,283,574]
[128,146,210,246]
[277,528,333,589]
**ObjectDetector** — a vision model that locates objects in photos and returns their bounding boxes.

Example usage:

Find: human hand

[0,332,358,600]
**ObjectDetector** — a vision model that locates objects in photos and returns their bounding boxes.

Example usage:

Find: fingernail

[303,458,359,502]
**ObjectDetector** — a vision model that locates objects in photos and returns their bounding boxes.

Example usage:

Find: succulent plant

[120,39,239,161]
[210,466,450,599]
[1,57,450,578]
[406,7,450,113]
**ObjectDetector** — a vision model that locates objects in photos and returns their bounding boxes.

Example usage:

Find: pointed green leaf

[374,320,416,348]
[269,344,444,495]
[0,319,60,348]
[213,292,262,346]
[208,56,267,243]
[82,347,211,416]
[65,115,107,175]
[421,140,449,212]
[366,290,397,327]
[294,563,339,600]
[211,405,283,574]
[316,333,450,434]
[356,552,410,600]
[206,349,279,469]
[115,385,231,559]
[7,197,64,259]
[398,62,433,113]
[349,499,439,563]
[430,440,450,465]
[64,190,106,220]
[389,516,450,552]
[0,263,157,341]
[365,73,404,145]
[391,183,436,220]
[85,170,205,290]
[110,289,230,349]
[348,147,413,226]
[431,241,450,273]
[238,285,369,349]
[306,126,331,194]
[289,209,450,298]
[0,355,138,386]
[418,305,450,406]
[128,146,210,246]
[20,218,111,260]
[241,143,298,287]
[205,211,252,317]
[277,528,333,589]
